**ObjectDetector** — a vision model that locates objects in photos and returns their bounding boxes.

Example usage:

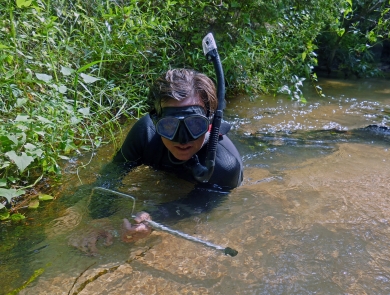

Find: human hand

[121,211,152,243]
[68,218,115,256]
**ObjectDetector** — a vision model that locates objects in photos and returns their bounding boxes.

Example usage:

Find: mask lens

[184,116,209,138]
[156,117,180,140]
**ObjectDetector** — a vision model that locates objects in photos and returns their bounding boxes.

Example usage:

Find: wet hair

[148,69,217,118]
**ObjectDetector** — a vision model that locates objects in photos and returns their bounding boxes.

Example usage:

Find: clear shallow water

[1,77,390,295]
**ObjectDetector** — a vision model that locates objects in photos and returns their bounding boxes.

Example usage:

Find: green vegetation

[1,0,389,218]
[317,0,390,78]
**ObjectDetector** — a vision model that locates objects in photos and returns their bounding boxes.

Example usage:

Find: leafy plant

[1,0,388,215]
[316,0,390,77]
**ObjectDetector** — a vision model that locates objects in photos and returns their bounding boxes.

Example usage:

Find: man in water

[114,68,243,188]
[71,68,243,254]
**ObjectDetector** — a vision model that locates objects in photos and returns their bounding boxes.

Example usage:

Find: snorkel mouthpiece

[191,33,225,183]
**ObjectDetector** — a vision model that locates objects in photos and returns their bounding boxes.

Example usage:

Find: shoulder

[210,134,243,189]
[123,114,158,143]
[216,121,241,163]
[132,114,155,132]
[113,114,162,163]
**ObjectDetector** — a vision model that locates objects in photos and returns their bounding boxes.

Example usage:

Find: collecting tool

[92,187,238,257]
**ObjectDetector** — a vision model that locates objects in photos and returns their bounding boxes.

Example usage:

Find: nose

[175,122,191,144]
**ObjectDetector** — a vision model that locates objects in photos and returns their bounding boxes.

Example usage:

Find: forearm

[142,185,230,223]
[88,161,138,219]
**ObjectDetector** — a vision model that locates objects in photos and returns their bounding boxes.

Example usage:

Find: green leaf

[24,144,44,158]
[16,0,32,8]
[38,194,54,201]
[1,135,15,147]
[0,188,25,203]
[16,124,29,131]
[0,210,10,220]
[15,115,31,122]
[80,73,100,84]
[28,200,39,209]
[58,155,70,160]
[5,151,34,173]
[11,213,26,222]
[58,85,67,94]
[36,116,53,124]
[78,107,90,116]
[60,66,74,76]
[301,51,307,61]
[28,148,44,158]
[64,142,77,154]
[76,60,114,73]
[0,43,10,49]
[8,177,17,183]
[17,98,28,107]
[0,179,7,187]
[336,28,345,37]
[35,73,53,82]
[24,143,36,150]
[70,117,81,125]
[34,130,46,137]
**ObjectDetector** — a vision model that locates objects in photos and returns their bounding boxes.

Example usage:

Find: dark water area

[1,77,390,294]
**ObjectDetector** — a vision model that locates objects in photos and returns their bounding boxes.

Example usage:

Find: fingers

[69,214,153,253]
[121,218,152,243]
[122,218,133,231]
[121,218,137,243]
[133,211,151,223]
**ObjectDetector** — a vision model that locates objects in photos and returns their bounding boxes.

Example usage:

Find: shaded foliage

[316,0,390,77]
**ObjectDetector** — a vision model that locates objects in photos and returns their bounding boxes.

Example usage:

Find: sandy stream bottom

[20,142,390,294]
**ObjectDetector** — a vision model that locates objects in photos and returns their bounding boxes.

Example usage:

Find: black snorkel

[188,33,225,183]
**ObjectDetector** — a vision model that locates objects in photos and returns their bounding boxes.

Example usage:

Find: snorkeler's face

[157,106,209,142]
[160,96,208,161]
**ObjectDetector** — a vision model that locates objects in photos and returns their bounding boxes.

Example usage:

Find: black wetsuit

[90,114,243,221]
[112,114,243,189]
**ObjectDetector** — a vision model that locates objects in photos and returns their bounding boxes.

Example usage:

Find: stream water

[1,77,390,295]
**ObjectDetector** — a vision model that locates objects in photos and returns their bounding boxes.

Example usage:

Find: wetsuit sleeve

[88,115,163,219]
[140,185,229,223]
[112,115,155,164]
[93,115,156,189]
